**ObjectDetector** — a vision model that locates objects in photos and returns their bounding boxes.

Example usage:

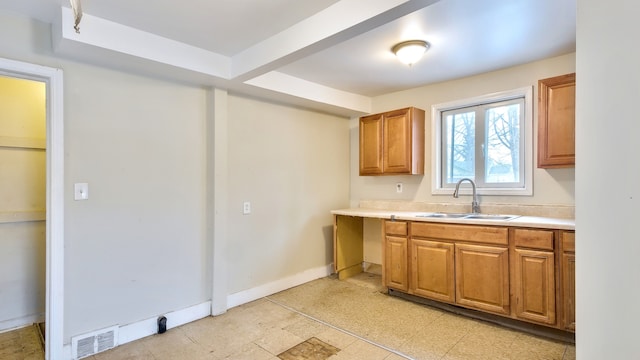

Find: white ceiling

[0,0,575,113]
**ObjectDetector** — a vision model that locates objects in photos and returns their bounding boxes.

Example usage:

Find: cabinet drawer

[385,221,407,236]
[513,229,554,250]
[562,231,575,252]
[411,222,508,245]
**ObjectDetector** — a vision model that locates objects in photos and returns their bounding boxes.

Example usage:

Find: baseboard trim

[62,301,211,359]
[118,301,211,345]
[227,264,333,309]
[0,313,45,333]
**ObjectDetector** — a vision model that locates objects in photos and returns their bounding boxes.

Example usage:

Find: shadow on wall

[322,224,333,265]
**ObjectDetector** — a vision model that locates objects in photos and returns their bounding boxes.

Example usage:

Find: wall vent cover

[71,325,118,359]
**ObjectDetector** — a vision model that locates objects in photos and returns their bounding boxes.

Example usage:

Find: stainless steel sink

[415,213,470,218]
[415,213,520,221]
[463,214,520,221]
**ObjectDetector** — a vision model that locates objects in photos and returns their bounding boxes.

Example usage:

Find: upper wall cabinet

[359,107,425,176]
[537,73,576,168]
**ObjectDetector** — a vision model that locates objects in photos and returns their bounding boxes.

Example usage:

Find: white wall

[226,95,350,294]
[576,0,640,358]
[354,53,576,208]
[63,62,209,340]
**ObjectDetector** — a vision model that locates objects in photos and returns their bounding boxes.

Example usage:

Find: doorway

[0,57,64,360]
[0,74,46,355]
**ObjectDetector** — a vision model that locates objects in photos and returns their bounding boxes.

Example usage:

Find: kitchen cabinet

[561,231,576,331]
[410,222,510,315]
[455,243,510,315]
[537,73,576,168]
[511,229,556,325]
[359,107,425,175]
[384,221,408,291]
[410,239,455,302]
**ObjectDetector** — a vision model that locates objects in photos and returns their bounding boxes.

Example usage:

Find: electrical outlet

[243,201,251,215]
[396,183,403,193]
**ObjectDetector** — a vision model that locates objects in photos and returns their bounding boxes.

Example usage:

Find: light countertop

[331,208,575,231]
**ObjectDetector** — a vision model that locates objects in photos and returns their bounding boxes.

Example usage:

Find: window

[432,87,533,196]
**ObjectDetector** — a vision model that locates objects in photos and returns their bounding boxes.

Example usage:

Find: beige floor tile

[216,342,278,360]
[93,341,156,360]
[384,353,411,360]
[442,322,519,360]
[177,311,270,358]
[494,333,568,360]
[314,327,358,350]
[184,326,258,359]
[394,313,481,360]
[254,327,306,355]
[563,344,576,360]
[329,339,391,360]
[282,316,326,340]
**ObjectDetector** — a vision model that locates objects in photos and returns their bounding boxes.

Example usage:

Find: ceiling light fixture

[392,40,430,66]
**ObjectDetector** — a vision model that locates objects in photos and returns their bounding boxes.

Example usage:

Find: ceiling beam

[53,7,231,80]
[230,0,441,82]
[49,1,440,116]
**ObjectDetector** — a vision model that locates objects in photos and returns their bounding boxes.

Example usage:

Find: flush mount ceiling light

[392,40,430,66]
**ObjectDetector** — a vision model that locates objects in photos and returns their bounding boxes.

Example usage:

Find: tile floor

[0,273,576,360]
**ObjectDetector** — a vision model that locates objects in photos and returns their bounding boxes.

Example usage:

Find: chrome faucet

[453,178,480,213]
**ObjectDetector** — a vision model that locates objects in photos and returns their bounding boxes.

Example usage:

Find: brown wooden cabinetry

[410,239,455,302]
[359,107,425,175]
[561,231,576,331]
[538,73,576,168]
[511,229,556,325]
[409,222,510,315]
[379,220,576,333]
[383,221,408,291]
[455,243,510,315]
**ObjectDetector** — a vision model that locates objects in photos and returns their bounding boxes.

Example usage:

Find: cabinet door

[385,236,408,291]
[359,114,384,175]
[538,73,576,168]
[455,243,510,315]
[513,248,556,325]
[562,231,575,331]
[563,252,576,331]
[410,239,455,302]
[383,109,413,174]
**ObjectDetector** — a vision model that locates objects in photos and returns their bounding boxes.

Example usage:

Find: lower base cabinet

[410,239,455,302]
[381,221,575,333]
[511,228,557,325]
[385,236,408,291]
[513,248,556,324]
[455,243,510,315]
[384,221,409,292]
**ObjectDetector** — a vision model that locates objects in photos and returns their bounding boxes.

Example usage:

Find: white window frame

[431,86,533,196]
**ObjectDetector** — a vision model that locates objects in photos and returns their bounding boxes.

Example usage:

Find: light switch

[74,183,89,200]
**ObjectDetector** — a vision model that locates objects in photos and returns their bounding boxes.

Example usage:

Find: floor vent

[71,325,118,359]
